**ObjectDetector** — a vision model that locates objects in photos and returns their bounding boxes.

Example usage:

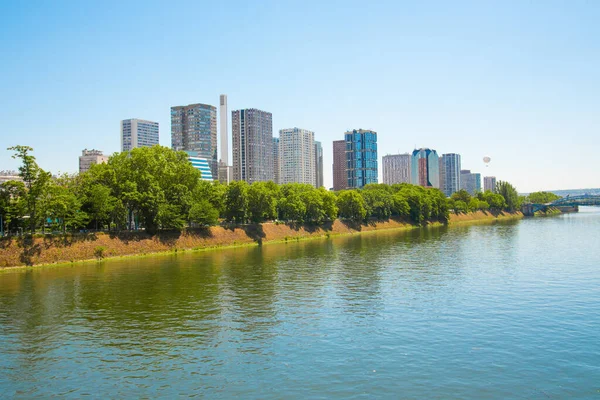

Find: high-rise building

[186,151,214,181]
[279,128,315,185]
[79,149,108,173]
[120,119,159,152]
[171,103,218,178]
[332,140,346,191]
[460,170,482,195]
[382,153,411,185]
[231,108,273,183]
[411,148,439,188]
[484,176,497,192]
[346,129,378,189]
[273,137,280,184]
[440,153,461,196]
[218,95,231,183]
[314,141,324,188]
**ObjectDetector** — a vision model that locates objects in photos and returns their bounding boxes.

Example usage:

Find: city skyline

[1,2,599,192]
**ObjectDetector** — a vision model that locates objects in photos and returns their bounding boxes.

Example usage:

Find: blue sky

[1,0,598,192]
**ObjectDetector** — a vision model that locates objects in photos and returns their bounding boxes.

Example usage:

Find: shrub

[94,246,106,260]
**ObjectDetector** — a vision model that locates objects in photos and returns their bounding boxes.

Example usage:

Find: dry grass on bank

[0,212,521,268]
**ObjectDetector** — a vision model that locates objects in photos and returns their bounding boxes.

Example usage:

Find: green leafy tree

[247,182,277,223]
[451,189,471,205]
[361,184,394,220]
[8,146,51,234]
[86,184,117,230]
[224,180,249,223]
[0,181,26,235]
[188,199,219,226]
[86,146,202,234]
[302,189,325,224]
[496,181,521,212]
[337,190,367,222]
[527,191,561,204]
[479,191,506,211]
[392,192,410,217]
[278,184,308,223]
[426,188,450,222]
[454,200,468,213]
[318,188,338,221]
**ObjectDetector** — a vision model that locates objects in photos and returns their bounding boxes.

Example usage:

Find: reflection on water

[1,211,600,398]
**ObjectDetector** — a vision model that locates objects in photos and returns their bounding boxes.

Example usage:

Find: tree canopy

[2,145,524,236]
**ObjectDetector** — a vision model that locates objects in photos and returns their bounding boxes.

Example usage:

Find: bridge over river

[522,194,600,216]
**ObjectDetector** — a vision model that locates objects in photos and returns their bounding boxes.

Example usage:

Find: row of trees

[1,145,525,236]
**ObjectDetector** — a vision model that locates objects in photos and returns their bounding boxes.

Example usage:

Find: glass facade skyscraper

[314,141,324,188]
[345,129,378,189]
[460,170,482,195]
[171,103,218,178]
[411,148,439,188]
[440,153,461,196]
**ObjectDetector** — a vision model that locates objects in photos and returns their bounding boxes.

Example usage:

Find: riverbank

[0,211,522,269]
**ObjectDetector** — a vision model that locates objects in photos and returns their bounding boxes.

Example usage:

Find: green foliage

[451,189,472,205]
[0,181,27,234]
[247,182,278,223]
[337,190,367,222]
[527,191,561,204]
[496,181,521,212]
[224,180,249,223]
[94,246,106,260]
[8,145,52,234]
[392,192,410,218]
[278,184,308,222]
[319,187,339,221]
[478,191,506,211]
[454,200,468,214]
[6,145,501,235]
[188,199,219,226]
[361,184,394,220]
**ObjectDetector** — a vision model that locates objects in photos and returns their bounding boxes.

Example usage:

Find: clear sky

[1,0,598,192]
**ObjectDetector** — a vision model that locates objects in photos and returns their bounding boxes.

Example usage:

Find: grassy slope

[0,211,522,268]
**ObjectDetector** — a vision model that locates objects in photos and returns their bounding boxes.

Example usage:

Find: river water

[1,209,599,398]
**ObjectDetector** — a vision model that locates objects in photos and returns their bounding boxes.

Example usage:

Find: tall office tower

[382,153,411,185]
[231,108,273,183]
[120,119,159,152]
[273,137,280,184]
[332,140,347,191]
[314,141,324,188]
[218,95,231,183]
[79,149,108,173]
[460,170,482,195]
[345,129,378,189]
[279,128,315,185]
[411,148,439,188]
[171,103,218,178]
[440,153,462,196]
[439,157,445,194]
[484,176,497,192]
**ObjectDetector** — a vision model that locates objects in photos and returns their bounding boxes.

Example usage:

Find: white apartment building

[121,118,159,152]
[278,128,315,186]
[382,153,411,185]
[79,149,108,173]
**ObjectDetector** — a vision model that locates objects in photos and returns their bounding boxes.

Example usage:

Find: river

[1,208,599,398]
